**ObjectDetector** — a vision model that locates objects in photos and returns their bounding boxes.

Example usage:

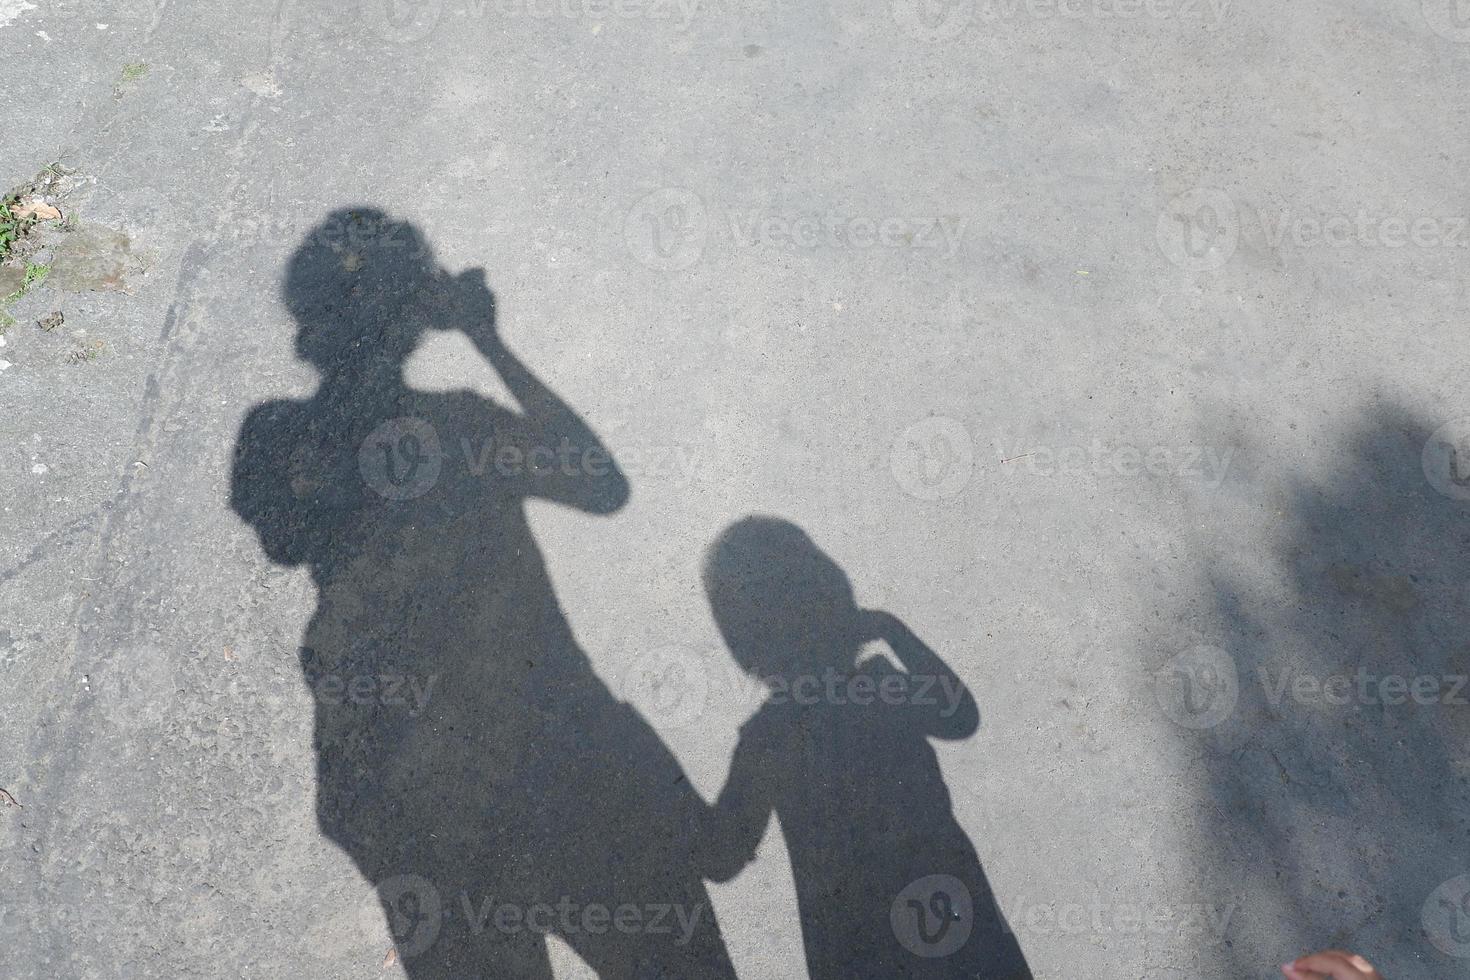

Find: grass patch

[5,262,48,302]
[121,62,148,82]
[20,262,47,291]
[0,262,51,327]
[0,165,67,324]
[0,163,67,265]
[0,196,26,267]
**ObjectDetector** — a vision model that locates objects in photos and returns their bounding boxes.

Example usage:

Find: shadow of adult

[699,516,1031,979]
[230,208,735,978]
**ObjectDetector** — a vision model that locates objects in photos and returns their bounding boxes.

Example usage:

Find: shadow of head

[703,516,862,677]
[283,206,492,371]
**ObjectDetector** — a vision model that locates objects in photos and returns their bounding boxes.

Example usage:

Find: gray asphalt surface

[2,0,1468,976]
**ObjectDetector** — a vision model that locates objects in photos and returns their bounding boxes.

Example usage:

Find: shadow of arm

[866,610,979,740]
[477,331,630,514]
[700,731,775,882]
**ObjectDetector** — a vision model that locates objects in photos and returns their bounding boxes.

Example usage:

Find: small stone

[0,359,11,371]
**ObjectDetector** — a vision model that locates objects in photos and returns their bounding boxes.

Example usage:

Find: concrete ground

[1,0,1467,976]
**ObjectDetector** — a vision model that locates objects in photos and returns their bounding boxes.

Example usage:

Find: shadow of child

[699,516,1031,979]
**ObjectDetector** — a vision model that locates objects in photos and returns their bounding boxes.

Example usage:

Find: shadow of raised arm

[456,269,629,514]
[862,609,979,740]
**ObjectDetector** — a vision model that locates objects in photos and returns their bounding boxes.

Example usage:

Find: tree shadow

[1175,405,1470,975]
[230,208,736,978]
[698,516,1032,979]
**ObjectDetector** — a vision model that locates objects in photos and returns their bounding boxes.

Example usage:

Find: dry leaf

[11,198,62,222]
[382,947,398,968]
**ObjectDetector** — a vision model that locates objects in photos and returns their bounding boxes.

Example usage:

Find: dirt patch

[0,163,152,330]
[0,163,151,351]
[47,226,146,293]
